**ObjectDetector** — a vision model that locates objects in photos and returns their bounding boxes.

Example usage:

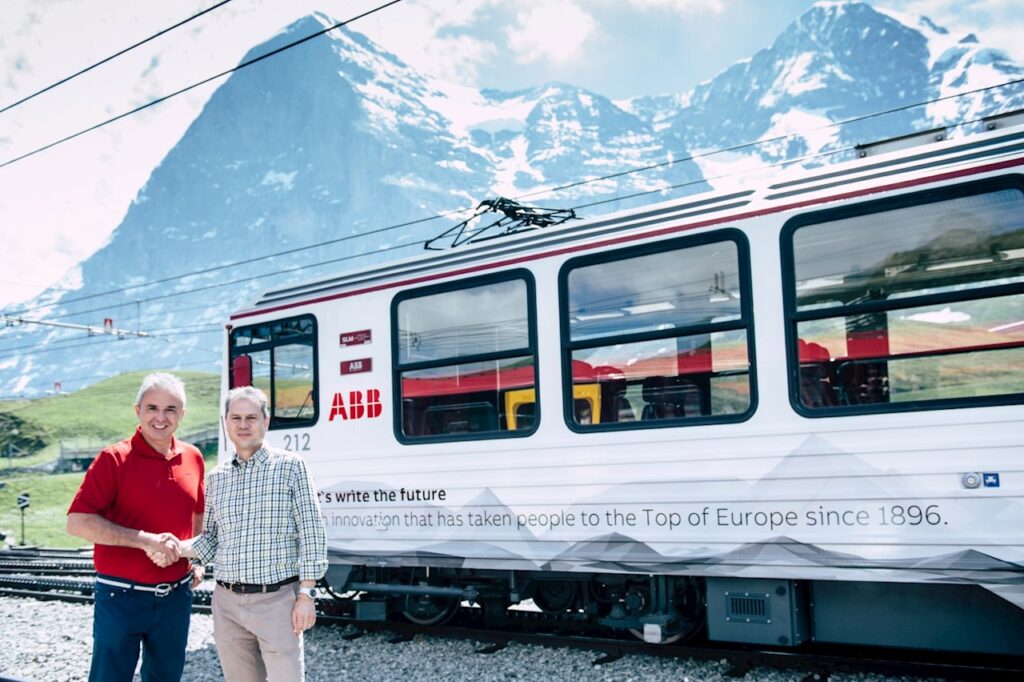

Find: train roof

[232,111,1024,321]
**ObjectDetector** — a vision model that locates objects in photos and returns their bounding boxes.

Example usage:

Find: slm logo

[329,389,382,421]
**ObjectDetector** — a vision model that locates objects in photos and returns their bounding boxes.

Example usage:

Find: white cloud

[885,0,1024,63]
[353,0,497,84]
[505,1,598,65]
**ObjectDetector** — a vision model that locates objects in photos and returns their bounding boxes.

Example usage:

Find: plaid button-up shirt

[192,445,327,583]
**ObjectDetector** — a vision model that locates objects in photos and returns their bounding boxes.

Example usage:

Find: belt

[216,575,299,594]
[96,573,192,598]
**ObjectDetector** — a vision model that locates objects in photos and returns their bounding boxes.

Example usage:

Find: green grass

[0,371,220,467]
[0,470,89,548]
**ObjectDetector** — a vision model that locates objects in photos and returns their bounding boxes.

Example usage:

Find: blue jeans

[89,578,192,682]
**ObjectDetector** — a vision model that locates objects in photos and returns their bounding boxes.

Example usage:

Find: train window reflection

[568,241,741,342]
[228,314,318,428]
[793,189,1024,311]
[561,231,755,430]
[392,272,537,441]
[786,182,1024,413]
[397,279,528,364]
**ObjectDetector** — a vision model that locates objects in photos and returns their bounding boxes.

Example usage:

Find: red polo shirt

[68,427,205,583]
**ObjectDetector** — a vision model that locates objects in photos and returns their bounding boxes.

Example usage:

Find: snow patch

[436,159,472,173]
[261,170,297,191]
[422,81,536,138]
[760,53,849,107]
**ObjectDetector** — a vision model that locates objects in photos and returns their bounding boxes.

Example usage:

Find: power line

[1,313,151,338]
[0,328,223,361]
[9,208,463,316]
[0,0,405,171]
[515,76,1024,204]
[0,1,235,115]
[46,242,421,323]
[0,95,1008,332]
[36,92,1024,323]
[8,76,1022,321]
[0,305,222,353]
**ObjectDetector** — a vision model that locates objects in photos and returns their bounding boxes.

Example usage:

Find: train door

[227,314,319,451]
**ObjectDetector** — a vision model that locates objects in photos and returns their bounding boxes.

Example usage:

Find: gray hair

[135,372,187,408]
[224,386,269,419]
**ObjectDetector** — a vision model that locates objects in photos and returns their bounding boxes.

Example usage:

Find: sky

[0,0,1021,309]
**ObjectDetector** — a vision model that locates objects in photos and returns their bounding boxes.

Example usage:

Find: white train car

[222,115,1024,654]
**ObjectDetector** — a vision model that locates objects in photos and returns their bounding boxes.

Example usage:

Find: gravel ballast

[0,596,933,681]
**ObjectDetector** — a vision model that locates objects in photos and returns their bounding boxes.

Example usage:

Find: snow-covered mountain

[2,1,1021,396]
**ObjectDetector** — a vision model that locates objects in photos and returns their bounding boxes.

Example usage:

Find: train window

[559,230,756,430]
[392,271,538,442]
[228,314,318,428]
[783,178,1024,415]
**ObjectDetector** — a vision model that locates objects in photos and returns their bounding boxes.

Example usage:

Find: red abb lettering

[349,391,365,419]
[328,389,382,421]
[328,392,347,421]
[367,388,381,418]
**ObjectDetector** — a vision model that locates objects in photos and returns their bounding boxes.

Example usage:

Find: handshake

[142,531,193,568]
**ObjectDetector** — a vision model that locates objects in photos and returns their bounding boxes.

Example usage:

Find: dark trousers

[89,579,192,682]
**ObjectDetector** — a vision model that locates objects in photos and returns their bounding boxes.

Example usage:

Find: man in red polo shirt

[67,372,206,682]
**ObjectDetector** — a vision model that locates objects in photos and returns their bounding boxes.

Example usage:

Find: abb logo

[329,389,382,421]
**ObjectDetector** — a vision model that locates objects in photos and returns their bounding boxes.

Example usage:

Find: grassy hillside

[0,370,221,466]
[0,470,91,547]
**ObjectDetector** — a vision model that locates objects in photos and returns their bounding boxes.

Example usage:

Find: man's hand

[146,550,171,567]
[190,564,205,588]
[141,531,181,565]
[292,593,316,634]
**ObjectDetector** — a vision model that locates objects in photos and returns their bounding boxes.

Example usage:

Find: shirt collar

[131,427,182,461]
[232,445,269,469]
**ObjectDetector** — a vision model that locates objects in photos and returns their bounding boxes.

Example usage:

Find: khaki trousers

[212,583,304,682]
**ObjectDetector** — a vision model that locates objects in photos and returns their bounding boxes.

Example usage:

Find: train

[220,111,1024,655]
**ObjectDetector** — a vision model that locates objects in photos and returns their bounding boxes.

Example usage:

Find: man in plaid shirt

[179,386,327,681]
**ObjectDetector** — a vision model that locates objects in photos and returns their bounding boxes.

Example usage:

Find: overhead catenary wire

[0,1,236,115]
[6,75,1022,321]
[2,91,1020,392]
[0,313,151,338]
[0,0,405,171]
[44,242,422,323]
[0,326,223,359]
[26,91,1023,327]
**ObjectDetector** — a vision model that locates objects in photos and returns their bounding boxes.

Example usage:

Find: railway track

[1,557,1021,681]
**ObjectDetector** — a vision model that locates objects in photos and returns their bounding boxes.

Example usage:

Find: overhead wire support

[424,197,577,250]
[0,0,405,170]
[0,1,236,115]
[2,313,151,339]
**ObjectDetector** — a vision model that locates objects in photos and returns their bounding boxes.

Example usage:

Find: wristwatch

[298,586,318,600]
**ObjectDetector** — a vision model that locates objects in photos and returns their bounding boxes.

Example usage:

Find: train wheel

[532,581,578,613]
[629,578,704,644]
[399,593,460,625]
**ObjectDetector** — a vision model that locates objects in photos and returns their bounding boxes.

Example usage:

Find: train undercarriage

[324,563,1024,656]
